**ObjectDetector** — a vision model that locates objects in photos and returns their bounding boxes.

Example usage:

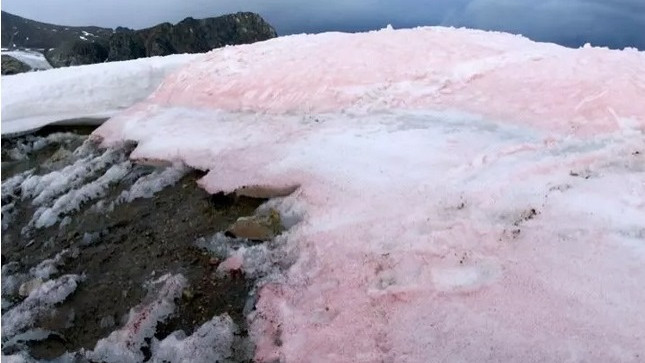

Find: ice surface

[92,26,645,361]
[1,53,200,135]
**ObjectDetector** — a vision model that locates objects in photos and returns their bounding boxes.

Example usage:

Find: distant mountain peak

[1,11,114,49]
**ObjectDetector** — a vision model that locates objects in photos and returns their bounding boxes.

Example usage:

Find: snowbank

[1,54,200,136]
[93,26,644,361]
[2,50,52,71]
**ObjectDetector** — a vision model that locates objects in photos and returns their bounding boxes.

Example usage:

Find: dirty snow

[1,53,200,136]
[91,26,645,362]
[31,160,131,229]
[113,163,188,204]
[86,273,187,363]
[14,144,133,230]
[1,274,82,339]
[150,314,239,363]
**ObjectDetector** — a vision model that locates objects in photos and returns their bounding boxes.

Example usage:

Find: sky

[3,0,645,50]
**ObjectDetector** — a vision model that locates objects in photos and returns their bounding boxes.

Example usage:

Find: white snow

[87,273,187,363]
[0,352,35,363]
[2,50,52,70]
[1,274,82,339]
[1,25,644,362]
[31,160,131,228]
[1,53,201,136]
[114,163,188,204]
[150,314,238,363]
[29,249,69,279]
[91,26,645,362]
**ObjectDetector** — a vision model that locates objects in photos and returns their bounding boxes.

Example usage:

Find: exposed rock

[226,208,283,241]
[45,39,109,67]
[107,12,277,61]
[106,32,146,62]
[18,278,44,297]
[1,54,31,75]
[3,11,277,69]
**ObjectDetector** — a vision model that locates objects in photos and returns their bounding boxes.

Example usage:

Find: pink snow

[217,253,244,273]
[95,26,645,362]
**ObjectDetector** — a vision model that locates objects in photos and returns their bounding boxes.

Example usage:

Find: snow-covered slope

[2,50,52,71]
[4,25,644,361]
[93,26,645,362]
[1,53,200,136]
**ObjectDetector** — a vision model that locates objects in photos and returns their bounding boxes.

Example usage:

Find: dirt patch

[1,130,277,361]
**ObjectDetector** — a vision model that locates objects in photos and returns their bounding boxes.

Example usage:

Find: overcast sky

[3,0,644,49]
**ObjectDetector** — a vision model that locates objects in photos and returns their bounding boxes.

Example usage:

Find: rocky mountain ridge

[1,11,277,72]
[1,11,113,50]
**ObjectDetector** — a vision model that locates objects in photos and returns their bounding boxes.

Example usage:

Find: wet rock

[225,208,282,241]
[18,278,44,297]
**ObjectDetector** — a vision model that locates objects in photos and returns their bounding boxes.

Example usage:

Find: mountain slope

[1,26,644,362]
[1,11,277,69]
[1,11,114,49]
[107,12,277,61]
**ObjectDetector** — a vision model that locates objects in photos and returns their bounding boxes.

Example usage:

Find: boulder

[226,208,283,241]
[1,55,31,75]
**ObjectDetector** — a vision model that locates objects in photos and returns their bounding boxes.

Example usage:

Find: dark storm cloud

[2,0,643,49]
[445,0,645,49]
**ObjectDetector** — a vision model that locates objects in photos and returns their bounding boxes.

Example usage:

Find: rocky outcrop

[45,39,109,67]
[1,55,31,75]
[107,12,277,61]
[106,32,146,62]
[2,11,277,68]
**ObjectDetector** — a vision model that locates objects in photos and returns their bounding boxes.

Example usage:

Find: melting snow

[92,26,645,362]
[1,54,200,136]
[1,274,82,339]
[86,273,187,362]
[0,25,643,362]
[150,314,239,363]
